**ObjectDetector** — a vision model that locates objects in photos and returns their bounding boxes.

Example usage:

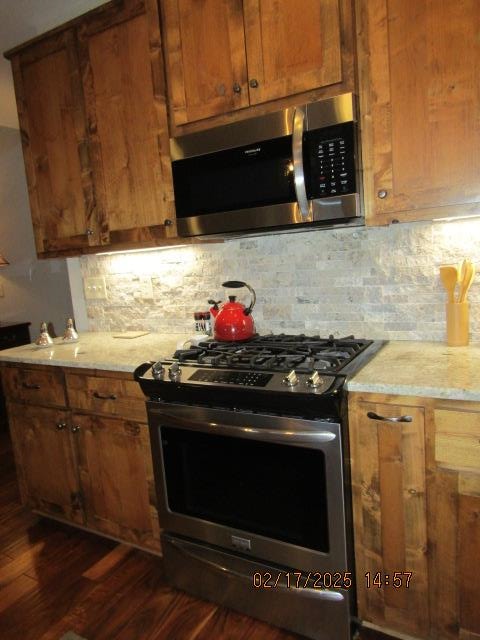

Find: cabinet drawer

[2,367,66,407]
[66,373,147,422]
[435,409,480,471]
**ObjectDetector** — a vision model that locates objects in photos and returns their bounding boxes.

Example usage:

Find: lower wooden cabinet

[428,407,480,640]
[74,413,159,550]
[2,364,160,553]
[8,403,83,524]
[349,393,480,640]
[349,399,429,637]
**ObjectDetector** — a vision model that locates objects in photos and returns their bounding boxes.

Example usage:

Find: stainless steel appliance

[170,94,362,237]
[135,335,383,640]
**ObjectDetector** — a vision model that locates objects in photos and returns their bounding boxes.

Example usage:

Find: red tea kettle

[210,281,256,342]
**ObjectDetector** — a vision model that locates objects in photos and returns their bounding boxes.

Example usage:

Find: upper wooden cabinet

[243,0,342,106]
[162,0,350,128]
[77,0,175,247]
[357,0,480,225]
[10,31,98,254]
[5,0,176,258]
[162,0,250,124]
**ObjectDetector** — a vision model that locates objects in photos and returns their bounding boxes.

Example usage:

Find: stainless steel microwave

[170,93,362,238]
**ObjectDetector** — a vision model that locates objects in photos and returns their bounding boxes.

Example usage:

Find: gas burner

[172,334,374,374]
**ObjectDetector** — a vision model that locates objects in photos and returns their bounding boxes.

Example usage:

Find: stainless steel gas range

[135,334,384,640]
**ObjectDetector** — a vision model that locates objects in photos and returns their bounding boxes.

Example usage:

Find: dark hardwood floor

[0,432,388,640]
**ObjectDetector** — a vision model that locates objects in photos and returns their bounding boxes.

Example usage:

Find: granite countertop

[0,331,189,373]
[347,341,480,402]
[2,334,480,401]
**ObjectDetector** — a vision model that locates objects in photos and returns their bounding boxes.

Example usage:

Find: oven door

[148,402,349,573]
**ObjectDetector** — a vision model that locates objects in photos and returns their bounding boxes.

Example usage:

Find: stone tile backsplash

[80,219,480,341]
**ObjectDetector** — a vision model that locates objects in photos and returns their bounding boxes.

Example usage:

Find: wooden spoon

[458,260,476,302]
[439,265,459,303]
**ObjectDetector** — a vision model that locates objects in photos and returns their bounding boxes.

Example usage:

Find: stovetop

[172,334,375,374]
[135,334,385,417]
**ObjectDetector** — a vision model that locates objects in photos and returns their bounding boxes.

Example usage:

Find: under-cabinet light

[95,245,187,256]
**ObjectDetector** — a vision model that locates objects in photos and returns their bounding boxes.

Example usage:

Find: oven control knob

[168,362,182,382]
[152,361,165,380]
[306,371,323,388]
[282,370,299,387]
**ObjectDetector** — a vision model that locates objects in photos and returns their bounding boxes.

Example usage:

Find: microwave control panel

[304,122,356,199]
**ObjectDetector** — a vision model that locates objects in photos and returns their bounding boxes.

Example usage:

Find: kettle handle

[222,281,256,316]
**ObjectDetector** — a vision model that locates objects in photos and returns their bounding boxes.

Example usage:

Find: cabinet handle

[249,78,259,88]
[93,391,117,400]
[56,422,67,431]
[71,425,80,433]
[233,82,242,94]
[22,382,40,390]
[86,229,94,236]
[164,218,173,227]
[367,411,412,423]
[377,190,388,199]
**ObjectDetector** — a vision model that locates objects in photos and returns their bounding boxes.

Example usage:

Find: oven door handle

[156,411,336,445]
[167,536,345,602]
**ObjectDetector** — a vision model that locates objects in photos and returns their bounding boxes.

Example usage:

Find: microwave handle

[292,106,311,221]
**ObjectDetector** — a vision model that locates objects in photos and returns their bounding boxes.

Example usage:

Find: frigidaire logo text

[244,147,261,155]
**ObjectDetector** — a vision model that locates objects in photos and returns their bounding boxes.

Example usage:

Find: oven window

[161,426,329,553]
[172,135,295,217]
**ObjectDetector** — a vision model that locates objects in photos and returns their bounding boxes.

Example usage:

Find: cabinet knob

[233,82,242,94]
[71,425,80,433]
[86,229,94,236]
[377,190,388,199]
[56,422,67,431]
[249,78,259,89]
[164,219,173,227]
[367,411,412,423]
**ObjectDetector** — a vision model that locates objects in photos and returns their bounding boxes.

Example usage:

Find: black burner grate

[173,334,373,373]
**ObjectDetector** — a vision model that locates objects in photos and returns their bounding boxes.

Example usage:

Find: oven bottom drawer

[162,533,354,640]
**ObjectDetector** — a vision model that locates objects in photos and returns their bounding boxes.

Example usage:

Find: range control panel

[189,369,273,387]
[305,121,356,199]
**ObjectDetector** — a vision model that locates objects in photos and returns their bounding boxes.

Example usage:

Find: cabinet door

[162,0,249,125]
[10,31,99,254]
[428,408,480,639]
[244,0,342,105]
[349,399,429,637]
[358,0,480,224]
[78,0,176,246]
[8,403,83,523]
[74,413,160,551]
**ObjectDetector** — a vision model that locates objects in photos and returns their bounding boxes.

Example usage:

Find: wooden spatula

[439,265,459,303]
[458,260,475,302]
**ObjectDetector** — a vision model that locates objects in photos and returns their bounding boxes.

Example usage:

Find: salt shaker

[35,322,53,348]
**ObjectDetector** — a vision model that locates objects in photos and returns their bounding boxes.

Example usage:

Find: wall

[78,218,480,342]
[0,127,74,335]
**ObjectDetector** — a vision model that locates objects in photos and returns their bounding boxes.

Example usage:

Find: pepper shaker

[62,318,79,343]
